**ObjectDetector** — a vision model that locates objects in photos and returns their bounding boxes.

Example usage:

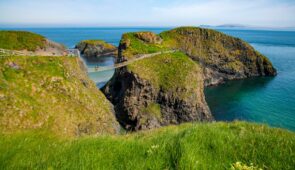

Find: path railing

[0,48,31,56]
[1,48,177,73]
[67,49,81,58]
[0,48,81,58]
[88,50,177,73]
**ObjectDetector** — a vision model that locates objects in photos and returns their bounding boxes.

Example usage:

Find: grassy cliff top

[0,122,294,169]
[120,32,169,59]
[0,31,47,51]
[127,52,201,97]
[0,56,118,137]
[78,40,116,49]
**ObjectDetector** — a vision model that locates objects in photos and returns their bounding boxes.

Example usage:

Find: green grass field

[0,31,46,51]
[0,122,294,170]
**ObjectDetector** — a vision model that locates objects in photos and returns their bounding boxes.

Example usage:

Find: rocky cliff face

[103,27,277,131]
[40,39,67,56]
[75,40,117,60]
[104,40,212,130]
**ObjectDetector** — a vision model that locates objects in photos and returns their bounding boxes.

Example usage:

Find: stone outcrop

[75,40,117,59]
[135,32,163,44]
[34,39,67,56]
[103,27,277,131]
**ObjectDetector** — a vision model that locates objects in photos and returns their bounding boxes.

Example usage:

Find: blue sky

[0,0,295,27]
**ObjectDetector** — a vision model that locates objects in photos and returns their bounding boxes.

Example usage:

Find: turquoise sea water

[1,27,294,131]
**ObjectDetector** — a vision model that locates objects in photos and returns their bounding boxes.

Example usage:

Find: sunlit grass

[0,122,294,170]
[0,31,46,51]
[0,56,118,137]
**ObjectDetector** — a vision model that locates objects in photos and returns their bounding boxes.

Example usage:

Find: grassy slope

[127,52,201,95]
[0,31,46,51]
[0,122,294,170]
[0,56,118,137]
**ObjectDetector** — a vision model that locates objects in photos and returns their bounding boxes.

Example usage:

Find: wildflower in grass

[230,162,262,170]
[147,144,159,155]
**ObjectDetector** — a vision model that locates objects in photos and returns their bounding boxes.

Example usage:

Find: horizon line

[0,24,295,30]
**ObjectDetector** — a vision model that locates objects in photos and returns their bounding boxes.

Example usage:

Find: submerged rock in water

[75,40,117,60]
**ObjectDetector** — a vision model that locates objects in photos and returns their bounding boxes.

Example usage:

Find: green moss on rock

[139,103,162,125]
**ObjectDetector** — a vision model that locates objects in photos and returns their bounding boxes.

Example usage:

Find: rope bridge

[0,48,177,73]
[88,50,177,73]
[0,48,80,57]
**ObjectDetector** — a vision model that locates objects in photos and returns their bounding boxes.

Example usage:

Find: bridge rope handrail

[1,48,177,73]
[0,48,32,56]
[88,50,178,73]
[0,48,80,57]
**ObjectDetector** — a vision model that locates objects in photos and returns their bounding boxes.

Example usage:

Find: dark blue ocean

[1,27,294,131]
